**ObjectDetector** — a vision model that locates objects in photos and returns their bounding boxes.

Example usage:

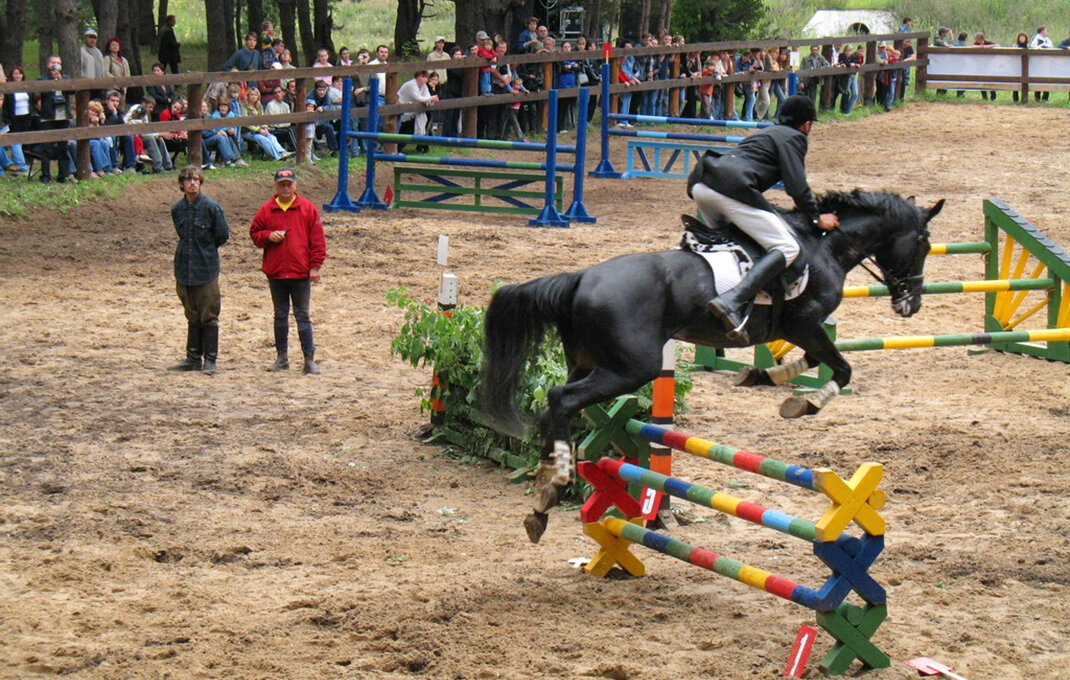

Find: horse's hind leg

[525,361,659,544]
[734,356,817,387]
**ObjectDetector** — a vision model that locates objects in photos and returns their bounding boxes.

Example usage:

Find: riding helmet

[777,95,818,127]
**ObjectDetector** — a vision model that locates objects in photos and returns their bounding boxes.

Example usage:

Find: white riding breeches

[691,183,800,265]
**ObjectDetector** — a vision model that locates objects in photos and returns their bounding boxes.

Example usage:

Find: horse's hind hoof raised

[524,511,549,544]
[533,483,560,514]
[779,395,821,418]
[734,366,773,387]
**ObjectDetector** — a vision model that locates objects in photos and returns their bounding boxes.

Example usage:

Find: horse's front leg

[777,325,852,418]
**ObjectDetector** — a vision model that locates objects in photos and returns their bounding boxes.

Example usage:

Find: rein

[829,219,924,299]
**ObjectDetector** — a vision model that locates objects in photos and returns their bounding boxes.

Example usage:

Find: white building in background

[802,10,898,37]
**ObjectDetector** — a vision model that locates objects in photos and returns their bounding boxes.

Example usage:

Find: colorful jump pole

[842,277,1054,298]
[834,328,1070,352]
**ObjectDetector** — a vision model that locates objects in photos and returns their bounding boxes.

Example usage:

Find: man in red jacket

[249,168,327,374]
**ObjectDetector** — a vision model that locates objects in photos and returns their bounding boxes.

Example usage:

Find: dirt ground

[1,102,1068,680]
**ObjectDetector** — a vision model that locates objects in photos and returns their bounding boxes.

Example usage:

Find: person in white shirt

[368,44,390,101]
[80,28,106,98]
[426,36,451,85]
[396,70,438,153]
[1029,26,1054,49]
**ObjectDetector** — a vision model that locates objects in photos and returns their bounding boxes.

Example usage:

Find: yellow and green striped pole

[842,278,1053,299]
[835,328,1070,352]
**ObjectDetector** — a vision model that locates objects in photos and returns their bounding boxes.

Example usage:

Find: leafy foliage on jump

[387,288,694,471]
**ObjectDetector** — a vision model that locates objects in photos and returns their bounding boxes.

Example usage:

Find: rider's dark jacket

[688,123,821,223]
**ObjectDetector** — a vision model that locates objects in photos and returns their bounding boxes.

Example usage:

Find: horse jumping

[479,190,944,542]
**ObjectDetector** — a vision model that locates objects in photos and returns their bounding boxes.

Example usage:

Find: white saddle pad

[695,247,810,304]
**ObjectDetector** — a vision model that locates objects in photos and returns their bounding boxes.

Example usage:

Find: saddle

[679,213,808,290]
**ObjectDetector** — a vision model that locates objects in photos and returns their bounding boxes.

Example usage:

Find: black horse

[480,190,944,542]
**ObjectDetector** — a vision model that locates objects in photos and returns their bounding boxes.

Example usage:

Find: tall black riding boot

[707,251,787,344]
[201,325,219,374]
[168,322,203,371]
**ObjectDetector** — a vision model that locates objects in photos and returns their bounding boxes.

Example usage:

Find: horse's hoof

[779,396,819,418]
[734,366,766,387]
[533,484,560,514]
[524,512,548,544]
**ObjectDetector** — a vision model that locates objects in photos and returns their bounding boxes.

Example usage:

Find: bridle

[835,221,928,304]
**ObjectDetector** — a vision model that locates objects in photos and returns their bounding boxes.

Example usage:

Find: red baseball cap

[274,168,296,183]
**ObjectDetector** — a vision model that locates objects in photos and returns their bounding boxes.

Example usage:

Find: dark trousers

[176,278,221,326]
[268,277,314,356]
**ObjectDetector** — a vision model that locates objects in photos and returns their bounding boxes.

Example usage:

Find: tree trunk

[247,0,263,41]
[95,0,119,45]
[639,0,651,37]
[0,0,28,71]
[660,0,672,33]
[454,0,527,53]
[296,0,315,66]
[205,0,232,71]
[138,0,155,46]
[277,0,298,64]
[55,0,81,76]
[233,0,244,46]
[395,0,421,58]
[117,0,143,99]
[313,0,332,55]
[37,0,55,73]
[583,0,604,42]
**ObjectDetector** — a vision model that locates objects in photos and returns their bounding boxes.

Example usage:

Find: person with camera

[687,95,839,343]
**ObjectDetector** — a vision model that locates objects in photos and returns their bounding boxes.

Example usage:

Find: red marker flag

[782,625,817,677]
[602,42,613,60]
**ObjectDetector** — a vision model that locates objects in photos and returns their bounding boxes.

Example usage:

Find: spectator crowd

[2,17,1068,181]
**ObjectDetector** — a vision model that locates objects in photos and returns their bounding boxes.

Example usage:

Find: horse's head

[874,196,944,317]
[820,191,945,318]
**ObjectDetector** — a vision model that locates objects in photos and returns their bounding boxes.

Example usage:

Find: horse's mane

[816,189,920,227]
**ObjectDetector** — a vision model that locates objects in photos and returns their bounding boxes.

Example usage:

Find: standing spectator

[262,39,283,68]
[799,45,829,104]
[169,166,229,374]
[768,48,788,117]
[838,44,862,114]
[972,33,999,101]
[35,55,75,184]
[426,71,443,135]
[397,69,438,151]
[146,63,176,119]
[427,36,451,85]
[312,48,333,84]
[1059,30,1070,49]
[103,38,131,109]
[249,168,327,375]
[875,42,899,110]
[225,32,263,87]
[1029,28,1053,101]
[898,17,912,33]
[260,20,276,52]
[617,43,641,121]
[157,15,181,74]
[475,33,497,95]
[276,49,296,89]
[897,39,914,100]
[1012,33,1029,103]
[654,32,672,116]
[80,28,105,98]
[337,46,352,66]
[1,65,32,175]
[368,44,390,102]
[442,46,467,137]
[555,41,581,132]
[576,35,602,123]
[933,27,955,96]
[517,17,539,54]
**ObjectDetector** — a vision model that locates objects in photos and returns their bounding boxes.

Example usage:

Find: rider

[688,94,839,343]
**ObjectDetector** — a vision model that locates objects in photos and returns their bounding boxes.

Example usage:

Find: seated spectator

[146,63,176,120]
[103,89,137,173]
[241,88,292,160]
[85,100,118,176]
[199,100,243,167]
[264,85,296,151]
[157,98,190,162]
[306,80,338,152]
[209,100,247,166]
[125,95,172,173]
[276,49,296,89]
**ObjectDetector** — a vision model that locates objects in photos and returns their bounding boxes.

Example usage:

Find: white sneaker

[235,159,249,168]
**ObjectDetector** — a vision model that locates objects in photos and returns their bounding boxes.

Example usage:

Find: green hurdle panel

[392,167,564,216]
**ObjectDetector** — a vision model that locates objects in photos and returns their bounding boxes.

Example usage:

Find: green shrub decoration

[387,288,693,471]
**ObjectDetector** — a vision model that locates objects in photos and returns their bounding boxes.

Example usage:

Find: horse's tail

[479,271,583,437]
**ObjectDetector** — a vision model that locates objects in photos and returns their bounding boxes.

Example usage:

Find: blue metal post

[323,77,359,212]
[356,77,387,209]
[788,72,798,96]
[565,88,595,223]
[589,61,620,178]
[530,90,569,227]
